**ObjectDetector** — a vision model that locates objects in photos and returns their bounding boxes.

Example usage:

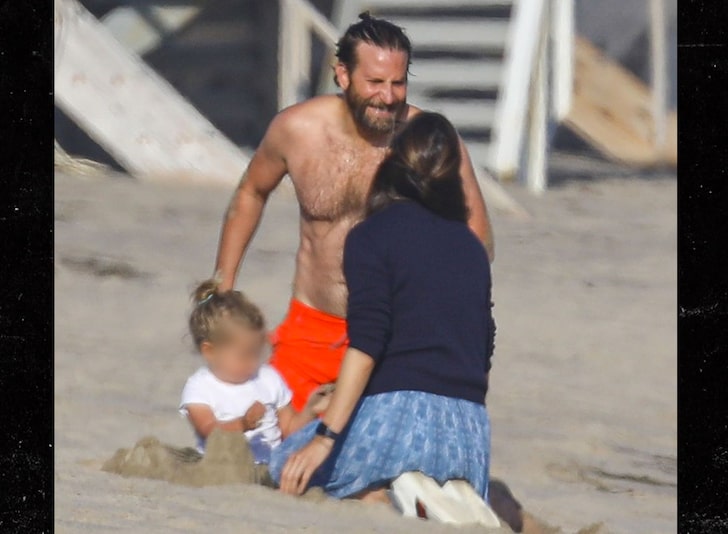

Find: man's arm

[458,137,495,262]
[214,115,290,291]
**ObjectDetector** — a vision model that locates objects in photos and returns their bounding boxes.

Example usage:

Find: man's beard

[344,86,406,135]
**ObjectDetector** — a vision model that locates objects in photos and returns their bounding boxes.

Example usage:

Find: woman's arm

[277,405,313,439]
[277,384,334,438]
[317,348,374,432]
[278,348,375,495]
[279,228,389,494]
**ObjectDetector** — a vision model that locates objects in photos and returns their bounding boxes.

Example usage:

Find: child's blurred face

[201,320,266,384]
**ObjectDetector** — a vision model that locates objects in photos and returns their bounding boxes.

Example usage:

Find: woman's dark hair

[334,12,412,87]
[366,112,470,222]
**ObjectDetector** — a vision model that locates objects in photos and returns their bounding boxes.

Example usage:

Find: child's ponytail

[192,279,219,307]
[188,279,265,350]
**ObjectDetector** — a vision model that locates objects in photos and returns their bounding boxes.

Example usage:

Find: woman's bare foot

[352,487,391,504]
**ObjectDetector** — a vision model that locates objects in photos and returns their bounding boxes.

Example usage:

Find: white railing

[54,0,250,185]
[278,0,340,110]
[490,0,574,193]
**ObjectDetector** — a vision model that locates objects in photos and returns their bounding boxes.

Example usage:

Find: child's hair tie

[197,293,214,307]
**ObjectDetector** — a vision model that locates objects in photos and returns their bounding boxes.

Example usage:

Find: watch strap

[315,421,340,441]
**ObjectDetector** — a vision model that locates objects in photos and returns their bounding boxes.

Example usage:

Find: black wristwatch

[314,421,340,442]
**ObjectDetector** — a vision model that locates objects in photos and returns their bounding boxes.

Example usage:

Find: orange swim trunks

[269,299,348,411]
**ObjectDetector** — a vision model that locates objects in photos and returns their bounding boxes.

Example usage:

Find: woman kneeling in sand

[270,113,497,523]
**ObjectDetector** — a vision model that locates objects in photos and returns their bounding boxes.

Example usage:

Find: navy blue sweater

[343,200,495,405]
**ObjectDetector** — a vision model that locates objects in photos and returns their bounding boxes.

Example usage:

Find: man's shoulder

[273,95,341,135]
[405,103,423,118]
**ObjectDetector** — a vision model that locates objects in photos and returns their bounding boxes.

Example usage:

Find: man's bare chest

[290,146,387,222]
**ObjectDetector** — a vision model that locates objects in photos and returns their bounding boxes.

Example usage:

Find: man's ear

[334,62,351,90]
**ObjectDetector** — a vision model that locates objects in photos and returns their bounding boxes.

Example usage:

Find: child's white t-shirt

[179,364,292,464]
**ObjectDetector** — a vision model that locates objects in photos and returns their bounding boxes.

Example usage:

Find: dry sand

[54,154,675,533]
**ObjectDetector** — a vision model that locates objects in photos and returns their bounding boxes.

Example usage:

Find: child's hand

[242,401,266,431]
[305,383,335,415]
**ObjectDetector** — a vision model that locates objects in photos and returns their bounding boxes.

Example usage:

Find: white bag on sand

[442,479,502,528]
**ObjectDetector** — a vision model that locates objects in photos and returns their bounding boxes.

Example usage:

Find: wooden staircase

[330,0,516,173]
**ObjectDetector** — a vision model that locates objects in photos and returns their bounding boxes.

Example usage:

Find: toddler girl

[180,280,330,464]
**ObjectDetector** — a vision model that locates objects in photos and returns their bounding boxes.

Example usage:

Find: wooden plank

[54,0,250,186]
[489,0,547,179]
[550,0,574,121]
[564,36,676,166]
[523,5,548,194]
[100,5,201,55]
[408,58,502,90]
[414,98,496,129]
[386,18,509,50]
[362,0,513,8]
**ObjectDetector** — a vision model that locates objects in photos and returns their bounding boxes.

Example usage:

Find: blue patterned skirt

[269,390,490,500]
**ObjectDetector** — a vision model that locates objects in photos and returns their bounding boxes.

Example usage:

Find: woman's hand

[279,348,375,495]
[279,437,333,495]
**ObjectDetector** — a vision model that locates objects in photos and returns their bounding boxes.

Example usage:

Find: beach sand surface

[54,155,675,533]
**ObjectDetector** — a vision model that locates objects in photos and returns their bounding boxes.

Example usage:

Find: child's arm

[277,384,334,439]
[185,402,265,438]
[277,405,315,439]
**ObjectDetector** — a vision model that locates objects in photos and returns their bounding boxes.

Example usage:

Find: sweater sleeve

[343,226,391,362]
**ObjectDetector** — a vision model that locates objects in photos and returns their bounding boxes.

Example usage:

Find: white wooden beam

[100,5,201,56]
[523,8,549,194]
[490,0,547,180]
[54,0,250,186]
[279,0,339,110]
[550,0,574,121]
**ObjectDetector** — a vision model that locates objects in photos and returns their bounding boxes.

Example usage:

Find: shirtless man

[214,13,494,412]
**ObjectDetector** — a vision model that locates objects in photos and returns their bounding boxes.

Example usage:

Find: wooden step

[413,97,496,129]
[388,18,509,51]
[408,58,502,91]
[565,36,677,167]
[362,0,512,8]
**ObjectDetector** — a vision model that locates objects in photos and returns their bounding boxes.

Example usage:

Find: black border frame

[0,2,54,532]
[2,0,728,531]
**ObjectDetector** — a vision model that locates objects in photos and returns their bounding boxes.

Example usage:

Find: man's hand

[304,384,335,416]
[242,401,266,431]
[279,436,333,495]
